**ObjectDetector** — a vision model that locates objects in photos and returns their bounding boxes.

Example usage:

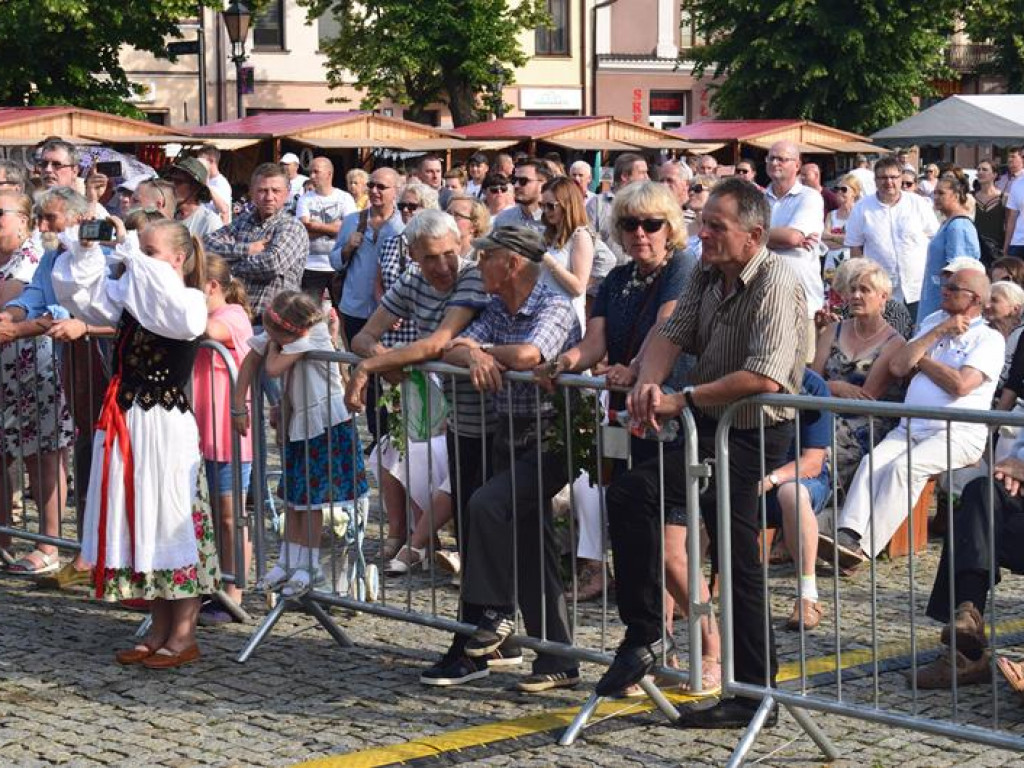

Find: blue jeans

[204,459,253,499]
[764,469,831,528]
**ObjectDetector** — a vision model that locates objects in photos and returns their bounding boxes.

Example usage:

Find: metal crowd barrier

[715,394,1024,765]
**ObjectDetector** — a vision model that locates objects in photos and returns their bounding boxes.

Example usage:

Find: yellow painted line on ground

[294,617,1024,768]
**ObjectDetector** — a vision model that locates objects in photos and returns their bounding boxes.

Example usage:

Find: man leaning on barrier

[595,177,808,728]
[440,225,583,693]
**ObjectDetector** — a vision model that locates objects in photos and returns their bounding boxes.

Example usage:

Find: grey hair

[0,160,26,192]
[992,279,1024,310]
[34,185,89,219]
[709,177,770,245]
[569,160,592,177]
[404,208,459,250]
[400,181,439,210]
[37,138,79,166]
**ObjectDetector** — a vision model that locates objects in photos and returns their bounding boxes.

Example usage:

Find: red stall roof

[193,111,369,137]
[456,117,609,140]
[671,119,803,141]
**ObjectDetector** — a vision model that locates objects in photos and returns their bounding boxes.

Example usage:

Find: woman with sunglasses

[916,172,981,324]
[684,174,716,257]
[481,172,514,217]
[536,181,717,688]
[821,174,862,276]
[539,177,594,330]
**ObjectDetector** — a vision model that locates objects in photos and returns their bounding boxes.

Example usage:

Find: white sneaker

[255,565,290,592]
[281,568,326,597]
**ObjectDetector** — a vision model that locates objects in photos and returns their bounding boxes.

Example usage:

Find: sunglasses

[618,217,666,234]
[367,181,391,191]
[397,202,420,212]
[487,185,508,194]
[513,176,535,186]
[941,282,977,297]
[689,184,705,195]
[836,186,850,193]
[735,168,752,175]
[901,180,916,189]
[541,201,559,212]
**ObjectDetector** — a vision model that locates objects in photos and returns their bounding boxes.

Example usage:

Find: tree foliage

[961,1,1024,93]
[300,0,549,126]
[686,0,960,134]
[0,0,229,117]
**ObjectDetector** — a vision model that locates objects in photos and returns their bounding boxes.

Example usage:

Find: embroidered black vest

[113,312,200,413]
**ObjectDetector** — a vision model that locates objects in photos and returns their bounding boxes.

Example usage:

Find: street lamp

[489,62,505,119]
[221,0,251,120]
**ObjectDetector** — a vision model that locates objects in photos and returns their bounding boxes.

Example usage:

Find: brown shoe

[914,648,991,689]
[940,601,986,653]
[115,643,158,665]
[786,598,824,631]
[141,644,200,669]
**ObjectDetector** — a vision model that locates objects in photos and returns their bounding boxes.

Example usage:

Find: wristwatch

[768,473,781,488]
[683,386,700,414]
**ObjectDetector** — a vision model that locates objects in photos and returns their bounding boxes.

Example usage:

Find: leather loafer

[141,644,200,669]
[676,697,777,729]
[595,637,675,697]
[115,643,157,665]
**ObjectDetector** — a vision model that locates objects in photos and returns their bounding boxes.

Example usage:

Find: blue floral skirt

[279,420,368,510]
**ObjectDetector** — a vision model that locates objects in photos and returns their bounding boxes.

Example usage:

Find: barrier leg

[235,596,289,663]
[215,588,252,624]
[637,677,681,722]
[302,595,354,649]
[724,695,776,768]
[134,615,153,639]
[785,704,840,762]
[558,693,601,746]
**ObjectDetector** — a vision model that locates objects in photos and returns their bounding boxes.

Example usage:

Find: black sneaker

[419,653,489,686]
[465,609,516,658]
[818,528,867,570]
[486,641,524,668]
[515,669,581,693]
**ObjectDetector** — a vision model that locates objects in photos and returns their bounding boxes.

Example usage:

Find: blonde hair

[144,219,206,290]
[205,253,253,319]
[834,258,892,298]
[447,194,491,238]
[0,190,33,226]
[610,180,687,250]
[124,208,165,232]
[837,173,863,202]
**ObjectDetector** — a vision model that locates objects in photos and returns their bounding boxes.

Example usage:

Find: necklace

[852,316,887,342]
[621,260,665,296]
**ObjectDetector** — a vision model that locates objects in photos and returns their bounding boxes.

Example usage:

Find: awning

[468,139,518,151]
[292,137,388,149]
[872,95,1024,147]
[81,133,193,144]
[186,137,261,151]
[0,136,99,146]
[391,138,468,151]
[626,137,697,150]
[680,142,726,154]
[547,138,639,152]
[747,138,833,154]
[810,140,888,154]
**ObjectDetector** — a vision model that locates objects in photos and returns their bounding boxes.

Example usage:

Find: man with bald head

[765,140,824,355]
[298,156,356,301]
[131,179,175,218]
[820,263,1004,569]
[332,166,404,341]
[799,162,838,215]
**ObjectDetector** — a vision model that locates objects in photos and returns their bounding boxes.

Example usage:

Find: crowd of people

[3,134,1024,725]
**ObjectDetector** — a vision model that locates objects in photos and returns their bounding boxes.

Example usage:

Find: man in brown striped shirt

[595,177,807,728]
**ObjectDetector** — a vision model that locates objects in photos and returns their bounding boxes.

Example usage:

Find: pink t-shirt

[193,303,254,462]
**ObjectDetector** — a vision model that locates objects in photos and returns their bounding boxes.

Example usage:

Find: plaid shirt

[461,280,581,417]
[203,209,308,317]
[377,233,419,348]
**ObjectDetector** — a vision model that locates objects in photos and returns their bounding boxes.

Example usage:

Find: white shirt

[844,193,938,304]
[765,180,825,316]
[286,174,309,215]
[902,311,1004,437]
[206,174,232,221]
[1005,179,1024,247]
[296,187,357,270]
[849,167,876,197]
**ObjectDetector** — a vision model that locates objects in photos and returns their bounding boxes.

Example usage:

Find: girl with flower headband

[232,290,368,595]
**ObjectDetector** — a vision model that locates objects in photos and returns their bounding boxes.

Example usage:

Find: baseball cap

[942,257,986,275]
[471,226,546,262]
[116,175,150,194]
[469,152,489,165]
[280,152,301,165]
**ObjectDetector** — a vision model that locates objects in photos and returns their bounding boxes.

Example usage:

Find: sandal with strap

[385,545,426,576]
[679,656,722,696]
[8,549,60,576]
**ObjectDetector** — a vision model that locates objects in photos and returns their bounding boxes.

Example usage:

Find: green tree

[961,1,1024,93]
[0,0,225,117]
[300,0,549,126]
[686,0,960,134]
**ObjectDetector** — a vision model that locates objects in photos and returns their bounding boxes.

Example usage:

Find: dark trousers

[461,419,574,674]
[606,419,792,687]
[926,476,1024,623]
[300,269,338,304]
[445,431,492,655]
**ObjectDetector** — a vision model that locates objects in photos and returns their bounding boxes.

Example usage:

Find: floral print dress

[0,240,74,457]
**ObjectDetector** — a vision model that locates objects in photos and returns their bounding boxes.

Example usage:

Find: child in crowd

[232,290,368,596]
[52,219,218,668]
[193,254,254,622]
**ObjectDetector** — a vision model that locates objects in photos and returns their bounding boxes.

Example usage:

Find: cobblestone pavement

[4,514,1024,768]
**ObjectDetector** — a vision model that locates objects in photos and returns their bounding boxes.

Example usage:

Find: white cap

[116,175,150,193]
[280,152,301,166]
[942,257,986,275]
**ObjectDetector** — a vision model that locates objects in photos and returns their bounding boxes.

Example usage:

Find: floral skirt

[280,420,368,510]
[0,337,74,456]
[97,489,221,601]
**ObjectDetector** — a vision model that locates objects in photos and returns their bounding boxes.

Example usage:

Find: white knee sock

[799,574,818,603]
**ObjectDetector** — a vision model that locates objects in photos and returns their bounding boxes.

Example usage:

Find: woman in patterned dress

[53,219,218,668]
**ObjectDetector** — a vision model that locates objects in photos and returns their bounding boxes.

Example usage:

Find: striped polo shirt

[660,247,807,428]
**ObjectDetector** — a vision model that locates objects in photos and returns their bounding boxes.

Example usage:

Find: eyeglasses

[37,160,73,170]
[689,184,705,195]
[0,180,20,188]
[397,202,420,212]
[367,181,391,191]
[901,180,916,189]
[941,282,977,297]
[486,185,508,194]
[876,175,901,182]
[513,176,535,186]
[767,155,797,164]
[735,168,752,175]
[836,186,850,193]
[451,212,473,221]
[618,217,666,234]
[0,209,23,217]
[541,201,560,212]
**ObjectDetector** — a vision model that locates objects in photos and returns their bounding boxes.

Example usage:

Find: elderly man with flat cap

[439,225,583,693]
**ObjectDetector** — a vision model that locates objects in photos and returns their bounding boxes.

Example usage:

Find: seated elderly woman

[811,259,907,490]
[537,181,717,688]
[988,280,1024,393]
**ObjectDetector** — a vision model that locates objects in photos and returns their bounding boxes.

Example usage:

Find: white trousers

[839,424,986,558]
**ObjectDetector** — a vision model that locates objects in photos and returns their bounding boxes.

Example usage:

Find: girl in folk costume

[52,219,219,669]
[232,290,368,597]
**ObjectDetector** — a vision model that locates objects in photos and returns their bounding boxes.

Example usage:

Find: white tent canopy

[872,95,1024,147]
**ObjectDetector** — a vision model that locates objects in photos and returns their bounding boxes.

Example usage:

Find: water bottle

[611,410,680,442]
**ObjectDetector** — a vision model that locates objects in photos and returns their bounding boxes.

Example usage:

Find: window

[318,10,340,49]
[535,0,569,56]
[253,0,285,51]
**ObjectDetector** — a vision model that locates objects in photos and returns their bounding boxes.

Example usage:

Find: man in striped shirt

[596,177,807,728]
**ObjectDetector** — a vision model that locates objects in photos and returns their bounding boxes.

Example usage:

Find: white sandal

[385,545,426,576]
